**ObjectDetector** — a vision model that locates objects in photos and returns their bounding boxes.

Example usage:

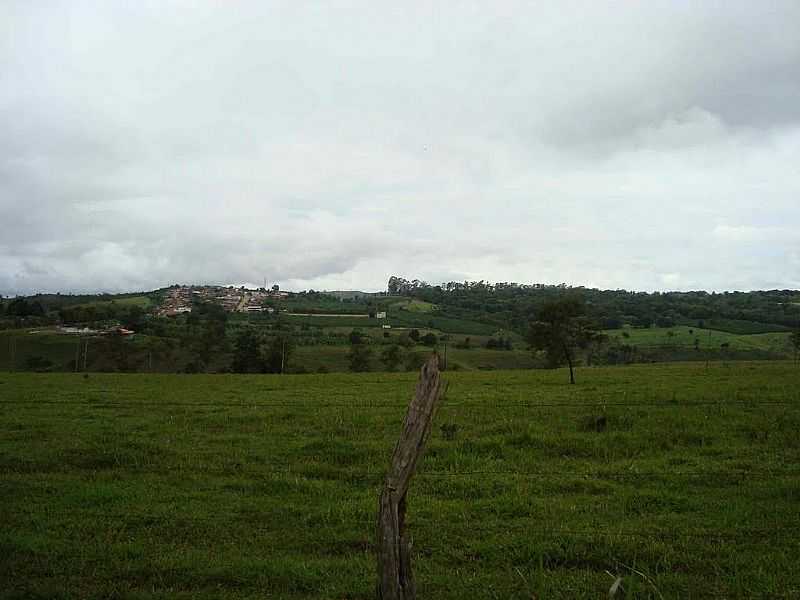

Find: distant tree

[404,351,426,372]
[421,332,438,347]
[380,345,402,371]
[121,305,145,331]
[656,316,675,328]
[348,343,373,372]
[106,331,132,372]
[6,298,44,317]
[231,327,265,373]
[409,329,420,343]
[349,329,365,345]
[272,284,280,292]
[263,333,294,373]
[527,296,604,384]
[186,301,228,368]
[397,333,414,348]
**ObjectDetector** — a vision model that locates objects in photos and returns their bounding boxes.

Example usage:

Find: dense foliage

[388,276,800,333]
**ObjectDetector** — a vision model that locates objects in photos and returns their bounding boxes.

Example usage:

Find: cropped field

[2,363,800,598]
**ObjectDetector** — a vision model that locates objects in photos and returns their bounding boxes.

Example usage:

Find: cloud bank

[2,1,799,295]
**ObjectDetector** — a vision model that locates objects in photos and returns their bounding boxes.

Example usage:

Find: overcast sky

[2,1,799,296]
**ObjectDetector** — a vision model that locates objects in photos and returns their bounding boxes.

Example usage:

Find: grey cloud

[1,1,799,295]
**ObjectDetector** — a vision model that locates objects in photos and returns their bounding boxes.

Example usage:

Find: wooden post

[377,354,446,600]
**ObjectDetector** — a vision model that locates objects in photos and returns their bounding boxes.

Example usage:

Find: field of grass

[446,348,536,371]
[386,310,497,335]
[390,299,437,313]
[2,363,800,598]
[607,326,793,356]
[694,318,792,335]
[282,315,380,329]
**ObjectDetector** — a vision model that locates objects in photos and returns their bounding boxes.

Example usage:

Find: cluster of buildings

[157,285,288,316]
[58,325,135,336]
[157,286,193,316]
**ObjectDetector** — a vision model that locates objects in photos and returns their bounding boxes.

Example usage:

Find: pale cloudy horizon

[2,1,799,296]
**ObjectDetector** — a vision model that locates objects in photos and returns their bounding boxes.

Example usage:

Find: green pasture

[282,315,379,329]
[2,363,800,598]
[386,310,497,335]
[390,298,437,312]
[446,348,536,371]
[607,326,793,355]
[693,318,792,335]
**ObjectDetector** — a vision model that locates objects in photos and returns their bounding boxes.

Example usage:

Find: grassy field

[386,310,497,335]
[390,299,437,313]
[607,326,793,355]
[2,363,800,598]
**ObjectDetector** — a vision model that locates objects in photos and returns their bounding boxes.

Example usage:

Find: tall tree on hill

[527,296,604,384]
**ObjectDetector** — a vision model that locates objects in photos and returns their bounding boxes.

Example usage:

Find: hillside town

[157,285,288,317]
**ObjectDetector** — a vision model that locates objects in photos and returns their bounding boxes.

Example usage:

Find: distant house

[376,312,387,319]
[382,324,391,329]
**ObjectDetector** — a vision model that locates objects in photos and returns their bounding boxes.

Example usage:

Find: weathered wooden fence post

[377,354,446,600]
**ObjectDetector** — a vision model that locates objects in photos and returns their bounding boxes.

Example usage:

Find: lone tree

[348,343,373,372]
[380,344,403,371]
[347,330,373,372]
[527,296,603,384]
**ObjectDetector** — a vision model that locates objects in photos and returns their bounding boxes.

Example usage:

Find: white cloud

[1,1,799,295]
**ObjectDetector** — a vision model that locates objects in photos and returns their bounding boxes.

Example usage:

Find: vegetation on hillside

[1,277,798,373]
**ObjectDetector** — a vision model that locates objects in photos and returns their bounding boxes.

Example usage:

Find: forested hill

[387,276,800,334]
